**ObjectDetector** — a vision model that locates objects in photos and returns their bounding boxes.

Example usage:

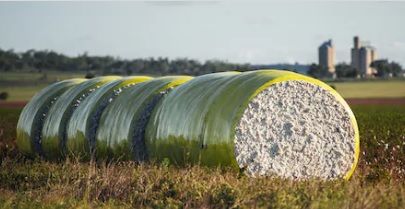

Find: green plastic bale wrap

[95,76,193,161]
[16,79,86,157]
[66,76,152,160]
[41,76,121,160]
[145,70,360,180]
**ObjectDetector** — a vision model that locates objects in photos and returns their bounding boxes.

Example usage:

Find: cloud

[392,41,405,50]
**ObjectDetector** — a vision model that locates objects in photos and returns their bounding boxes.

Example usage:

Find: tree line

[2,48,403,78]
[0,48,253,76]
[308,61,403,78]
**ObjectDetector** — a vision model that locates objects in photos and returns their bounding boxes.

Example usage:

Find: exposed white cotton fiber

[235,80,355,179]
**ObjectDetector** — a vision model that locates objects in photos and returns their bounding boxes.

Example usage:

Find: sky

[0,1,405,66]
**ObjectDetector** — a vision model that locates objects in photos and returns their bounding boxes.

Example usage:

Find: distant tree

[307,63,323,78]
[335,63,357,78]
[0,92,9,101]
[21,49,36,69]
[39,73,48,81]
[0,47,255,76]
[371,60,403,77]
[0,49,20,71]
[85,72,95,79]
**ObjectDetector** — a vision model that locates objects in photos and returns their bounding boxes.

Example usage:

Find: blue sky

[1,1,404,65]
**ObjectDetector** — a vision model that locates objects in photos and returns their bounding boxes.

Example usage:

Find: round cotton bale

[95,76,193,161]
[146,70,359,180]
[16,79,86,157]
[65,76,152,160]
[41,76,121,160]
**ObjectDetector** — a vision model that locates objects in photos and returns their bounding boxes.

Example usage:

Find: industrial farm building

[318,36,378,78]
[351,36,377,77]
[318,40,336,77]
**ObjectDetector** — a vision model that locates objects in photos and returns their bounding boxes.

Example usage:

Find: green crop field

[329,80,405,98]
[0,71,86,83]
[0,71,87,101]
[0,105,404,208]
[0,85,49,102]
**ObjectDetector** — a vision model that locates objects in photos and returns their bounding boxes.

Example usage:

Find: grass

[0,71,86,83]
[0,71,86,101]
[0,160,403,209]
[0,105,404,208]
[0,85,48,101]
[329,80,405,98]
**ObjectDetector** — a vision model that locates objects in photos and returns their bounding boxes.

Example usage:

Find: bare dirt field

[346,98,405,105]
[0,101,27,109]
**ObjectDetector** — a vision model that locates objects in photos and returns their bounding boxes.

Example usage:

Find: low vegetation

[329,80,405,98]
[0,105,404,208]
[1,71,404,101]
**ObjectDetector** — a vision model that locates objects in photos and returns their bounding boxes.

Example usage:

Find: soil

[346,98,405,105]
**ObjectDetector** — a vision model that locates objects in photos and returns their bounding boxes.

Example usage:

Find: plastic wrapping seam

[95,76,193,161]
[132,88,172,162]
[145,72,241,166]
[65,76,152,160]
[41,76,121,160]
